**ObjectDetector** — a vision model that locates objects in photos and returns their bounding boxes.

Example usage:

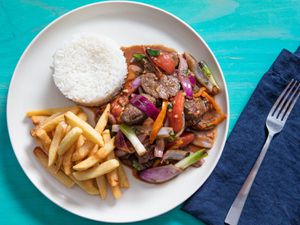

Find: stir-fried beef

[121,94,156,125]
[140,73,159,97]
[142,58,157,74]
[159,75,180,99]
[107,45,226,184]
[140,73,180,99]
[184,97,211,126]
[137,147,155,164]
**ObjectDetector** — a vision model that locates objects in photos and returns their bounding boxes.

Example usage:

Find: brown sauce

[122,44,177,66]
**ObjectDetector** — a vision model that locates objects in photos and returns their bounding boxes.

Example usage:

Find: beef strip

[134,118,154,135]
[140,73,159,97]
[121,104,145,125]
[142,58,157,74]
[121,94,156,125]
[184,97,211,127]
[140,73,180,99]
[137,146,155,164]
[159,75,180,99]
[120,151,155,171]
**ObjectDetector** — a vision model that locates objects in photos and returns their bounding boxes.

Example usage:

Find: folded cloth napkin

[182,47,300,225]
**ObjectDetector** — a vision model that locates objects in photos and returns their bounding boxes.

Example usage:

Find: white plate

[7,1,229,223]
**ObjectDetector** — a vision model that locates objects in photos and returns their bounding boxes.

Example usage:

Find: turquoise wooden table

[1,0,299,224]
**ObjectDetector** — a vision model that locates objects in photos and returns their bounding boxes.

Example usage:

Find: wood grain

[0,0,299,224]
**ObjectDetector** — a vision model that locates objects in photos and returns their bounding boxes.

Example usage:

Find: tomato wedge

[168,133,195,149]
[111,96,126,121]
[152,52,177,74]
[169,91,185,133]
[111,80,137,121]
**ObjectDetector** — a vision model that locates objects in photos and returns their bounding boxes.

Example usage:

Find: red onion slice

[131,77,141,89]
[130,95,160,120]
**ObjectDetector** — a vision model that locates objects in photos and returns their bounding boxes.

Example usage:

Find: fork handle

[225,133,274,225]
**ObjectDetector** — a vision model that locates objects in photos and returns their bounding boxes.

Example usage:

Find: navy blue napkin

[182,47,300,225]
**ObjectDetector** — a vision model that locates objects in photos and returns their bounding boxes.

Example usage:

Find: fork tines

[270,79,300,121]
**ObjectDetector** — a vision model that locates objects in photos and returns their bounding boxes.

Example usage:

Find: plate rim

[6,1,230,223]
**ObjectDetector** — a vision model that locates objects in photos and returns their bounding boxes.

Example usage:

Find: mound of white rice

[53,34,127,106]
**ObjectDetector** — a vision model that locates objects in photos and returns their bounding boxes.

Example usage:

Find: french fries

[48,122,66,166]
[57,127,82,155]
[102,129,111,142]
[35,129,51,152]
[117,163,129,188]
[65,111,104,146]
[39,112,61,126]
[72,137,115,171]
[72,159,119,181]
[111,186,122,199]
[76,135,85,149]
[95,104,110,134]
[94,130,110,199]
[66,125,72,133]
[77,111,88,122]
[96,176,107,200]
[40,114,65,132]
[69,175,99,195]
[54,155,63,173]
[102,129,123,198]
[63,144,76,175]
[31,116,48,125]
[28,105,130,200]
[33,147,74,188]
[106,151,119,187]
[27,106,80,116]
[89,144,99,156]
[72,141,94,162]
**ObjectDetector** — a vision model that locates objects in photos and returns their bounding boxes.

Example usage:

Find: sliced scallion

[175,149,207,170]
[119,124,147,156]
[133,53,146,61]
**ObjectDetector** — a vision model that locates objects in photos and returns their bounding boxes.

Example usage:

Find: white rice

[53,33,127,106]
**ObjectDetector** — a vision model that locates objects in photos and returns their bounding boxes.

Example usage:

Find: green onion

[198,61,220,90]
[133,53,146,61]
[119,124,147,156]
[147,48,160,57]
[132,160,142,171]
[167,102,173,109]
[175,149,207,170]
[167,133,177,142]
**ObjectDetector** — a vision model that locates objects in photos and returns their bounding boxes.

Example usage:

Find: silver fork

[225,79,300,225]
